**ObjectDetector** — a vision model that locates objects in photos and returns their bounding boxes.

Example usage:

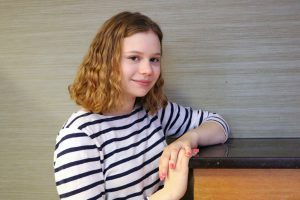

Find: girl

[54,11,229,200]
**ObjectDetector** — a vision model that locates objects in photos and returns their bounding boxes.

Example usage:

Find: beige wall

[1,0,299,199]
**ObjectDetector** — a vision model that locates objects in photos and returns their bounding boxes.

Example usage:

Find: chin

[134,91,150,98]
[135,93,148,98]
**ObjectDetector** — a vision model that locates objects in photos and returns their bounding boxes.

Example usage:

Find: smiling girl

[54,11,229,200]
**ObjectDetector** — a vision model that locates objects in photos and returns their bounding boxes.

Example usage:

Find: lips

[132,79,152,86]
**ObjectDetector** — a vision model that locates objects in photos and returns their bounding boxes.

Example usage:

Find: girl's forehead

[122,31,161,54]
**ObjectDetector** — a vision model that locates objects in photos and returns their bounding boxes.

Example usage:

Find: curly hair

[69,11,168,115]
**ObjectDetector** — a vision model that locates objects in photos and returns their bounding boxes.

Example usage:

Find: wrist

[180,130,198,148]
[148,188,174,200]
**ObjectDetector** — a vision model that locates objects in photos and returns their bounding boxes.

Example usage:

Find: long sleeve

[158,102,229,139]
[54,128,105,200]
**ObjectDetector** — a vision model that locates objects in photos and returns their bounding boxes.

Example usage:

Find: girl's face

[120,31,161,102]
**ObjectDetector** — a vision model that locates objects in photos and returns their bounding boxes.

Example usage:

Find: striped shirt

[54,102,229,200]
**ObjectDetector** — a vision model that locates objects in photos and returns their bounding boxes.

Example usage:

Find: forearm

[148,189,172,200]
[178,121,227,148]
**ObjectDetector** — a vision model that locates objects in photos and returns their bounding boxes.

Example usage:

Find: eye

[128,56,140,62]
[150,57,160,63]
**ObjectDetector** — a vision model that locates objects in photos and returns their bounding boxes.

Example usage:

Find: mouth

[132,79,152,86]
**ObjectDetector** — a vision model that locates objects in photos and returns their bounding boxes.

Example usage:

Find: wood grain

[194,169,300,200]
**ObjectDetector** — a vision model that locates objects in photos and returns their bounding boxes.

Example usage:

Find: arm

[150,122,225,200]
[179,120,227,148]
[159,120,227,180]
[54,128,105,199]
[157,102,230,180]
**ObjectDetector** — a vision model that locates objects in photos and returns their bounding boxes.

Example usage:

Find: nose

[139,60,153,75]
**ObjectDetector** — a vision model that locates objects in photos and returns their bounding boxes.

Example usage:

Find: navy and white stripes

[54,101,229,199]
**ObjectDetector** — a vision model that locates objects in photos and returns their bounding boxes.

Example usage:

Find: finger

[158,151,170,181]
[168,146,181,169]
[192,148,199,156]
[183,144,192,157]
[177,148,191,169]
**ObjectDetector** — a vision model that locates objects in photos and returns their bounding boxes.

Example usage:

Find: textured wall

[1,0,300,199]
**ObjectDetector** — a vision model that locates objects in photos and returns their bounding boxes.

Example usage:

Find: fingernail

[169,162,175,169]
[160,173,166,181]
[192,148,199,153]
[160,176,164,181]
[185,151,192,157]
[192,148,199,156]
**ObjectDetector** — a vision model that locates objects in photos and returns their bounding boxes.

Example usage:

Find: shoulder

[58,106,149,139]
[62,110,97,129]
[60,110,108,136]
[157,101,178,115]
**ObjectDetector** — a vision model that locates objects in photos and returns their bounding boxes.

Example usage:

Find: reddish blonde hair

[69,11,167,114]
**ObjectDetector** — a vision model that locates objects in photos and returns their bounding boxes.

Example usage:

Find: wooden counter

[186,138,300,200]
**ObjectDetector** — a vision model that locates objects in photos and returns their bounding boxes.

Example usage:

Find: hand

[149,145,199,200]
[162,148,192,200]
[158,138,198,180]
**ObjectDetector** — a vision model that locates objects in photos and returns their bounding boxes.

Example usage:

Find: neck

[103,96,136,116]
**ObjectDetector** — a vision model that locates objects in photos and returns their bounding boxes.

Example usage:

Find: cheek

[120,62,134,78]
[154,67,161,79]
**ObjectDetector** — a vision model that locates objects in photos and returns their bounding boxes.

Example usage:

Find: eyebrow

[124,51,161,56]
